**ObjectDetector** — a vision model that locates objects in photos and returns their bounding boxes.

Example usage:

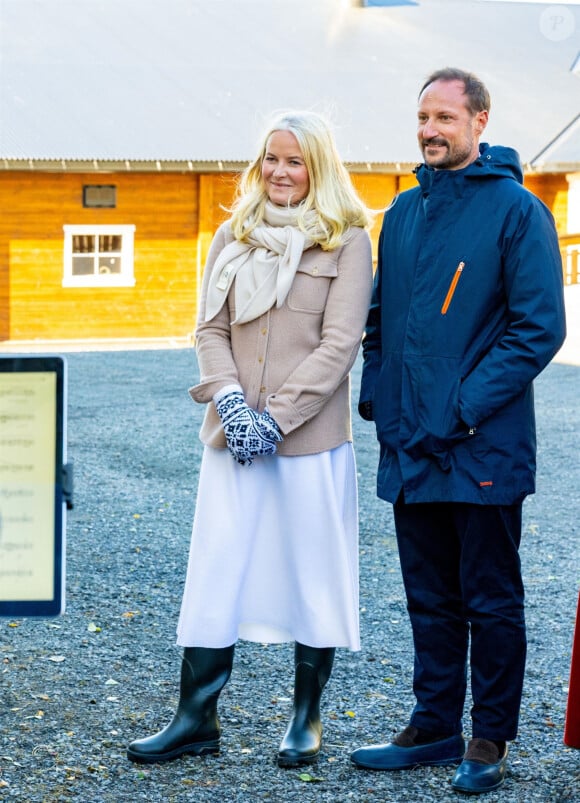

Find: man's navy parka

[359,143,567,505]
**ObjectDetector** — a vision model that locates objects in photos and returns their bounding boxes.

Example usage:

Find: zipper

[441,261,465,315]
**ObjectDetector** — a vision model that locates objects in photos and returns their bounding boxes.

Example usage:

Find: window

[63,225,136,287]
[82,185,117,208]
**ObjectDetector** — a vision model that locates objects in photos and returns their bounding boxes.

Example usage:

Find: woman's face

[261,130,310,206]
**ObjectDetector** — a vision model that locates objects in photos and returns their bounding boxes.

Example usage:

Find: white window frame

[62,224,136,288]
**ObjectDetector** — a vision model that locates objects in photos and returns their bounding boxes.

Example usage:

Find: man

[351,68,566,795]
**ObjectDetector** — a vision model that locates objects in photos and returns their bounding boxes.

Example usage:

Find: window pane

[83,185,117,208]
[72,256,96,275]
[63,225,135,287]
[72,235,95,254]
[99,235,122,252]
[98,257,122,274]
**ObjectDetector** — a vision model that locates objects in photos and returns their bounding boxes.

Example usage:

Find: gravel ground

[1,348,578,803]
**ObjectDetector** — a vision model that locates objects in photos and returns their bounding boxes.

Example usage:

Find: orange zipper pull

[441,261,465,315]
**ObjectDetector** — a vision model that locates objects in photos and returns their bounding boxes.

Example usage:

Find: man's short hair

[419,68,491,115]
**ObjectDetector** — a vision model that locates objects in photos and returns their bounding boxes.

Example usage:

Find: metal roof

[531,113,580,171]
[0,0,579,170]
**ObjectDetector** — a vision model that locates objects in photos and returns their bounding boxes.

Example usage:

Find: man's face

[417,79,488,170]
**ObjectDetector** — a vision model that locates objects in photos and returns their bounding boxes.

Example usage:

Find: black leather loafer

[351,733,465,771]
[452,741,509,794]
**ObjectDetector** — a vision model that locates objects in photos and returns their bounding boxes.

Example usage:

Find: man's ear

[475,109,489,135]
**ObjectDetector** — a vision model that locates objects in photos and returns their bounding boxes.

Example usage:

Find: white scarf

[204,202,321,324]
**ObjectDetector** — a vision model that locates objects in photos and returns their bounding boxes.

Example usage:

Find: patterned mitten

[251,408,283,456]
[228,407,283,464]
[214,388,258,465]
[215,391,283,465]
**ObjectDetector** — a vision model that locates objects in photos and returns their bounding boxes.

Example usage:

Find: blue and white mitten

[214,387,283,465]
[227,406,283,465]
[252,408,283,456]
[230,407,282,464]
[214,386,258,465]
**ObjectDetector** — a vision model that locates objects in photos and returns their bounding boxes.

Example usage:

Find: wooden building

[0,167,572,343]
[1,0,578,345]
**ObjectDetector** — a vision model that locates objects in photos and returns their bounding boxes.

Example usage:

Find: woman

[127,110,374,768]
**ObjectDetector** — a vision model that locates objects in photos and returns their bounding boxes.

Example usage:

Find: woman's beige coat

[189,220,373,456]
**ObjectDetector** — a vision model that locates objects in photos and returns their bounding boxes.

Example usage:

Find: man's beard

[421,137,473,170]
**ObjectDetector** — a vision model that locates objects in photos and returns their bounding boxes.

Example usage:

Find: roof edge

[529,113,580,169]
[0,157,420,175]
[2,157,575,175]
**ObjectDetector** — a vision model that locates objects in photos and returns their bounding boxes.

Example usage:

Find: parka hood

[415,143,524,190]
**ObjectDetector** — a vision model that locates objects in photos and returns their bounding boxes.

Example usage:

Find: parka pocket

[402,356,468,456]
[441,261,465,315]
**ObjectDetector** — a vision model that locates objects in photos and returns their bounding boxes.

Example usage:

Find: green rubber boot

[127,645,235,764]
[277,643,335,768]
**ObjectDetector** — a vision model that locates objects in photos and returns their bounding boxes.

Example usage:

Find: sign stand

[0,355,72,617]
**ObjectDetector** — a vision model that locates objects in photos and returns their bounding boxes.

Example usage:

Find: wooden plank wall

[0,170,570,342]
[351,174,397,265]
[1,172,201,341]
[524,174,568,234]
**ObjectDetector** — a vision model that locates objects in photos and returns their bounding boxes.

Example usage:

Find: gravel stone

[1,349,578,802]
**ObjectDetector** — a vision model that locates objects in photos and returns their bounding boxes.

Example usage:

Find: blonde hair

[229,110,373,251]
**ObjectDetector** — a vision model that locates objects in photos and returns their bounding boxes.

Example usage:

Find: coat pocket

[402,356,469,460]
[287,259,338,314]
[441,261,465,315]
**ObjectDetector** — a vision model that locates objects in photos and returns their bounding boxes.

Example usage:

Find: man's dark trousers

[393,497,526,740]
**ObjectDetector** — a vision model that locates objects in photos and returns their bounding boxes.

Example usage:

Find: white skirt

[176,443,360,651]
